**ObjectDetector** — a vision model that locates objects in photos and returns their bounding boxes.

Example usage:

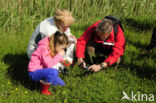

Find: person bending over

[76,17,126,72]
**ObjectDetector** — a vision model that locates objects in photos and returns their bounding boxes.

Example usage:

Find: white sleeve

[27,25,40,59]
[65,28,72,36]
[64,28,75,63]
[53,63,64,70]
[27,18,53,59]
[64,43,75,63]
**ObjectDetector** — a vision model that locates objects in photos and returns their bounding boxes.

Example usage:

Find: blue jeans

[28,68,65,86]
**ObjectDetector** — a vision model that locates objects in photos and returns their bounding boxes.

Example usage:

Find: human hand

[78,58,86,68]
[68,35,77,43]
[63,56,73,64]
[88,64,102,72]
[59,49,65,57]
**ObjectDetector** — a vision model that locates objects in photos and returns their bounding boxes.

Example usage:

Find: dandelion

[8,81,11,85]
[15,88,18,91]
[25,91,28,94]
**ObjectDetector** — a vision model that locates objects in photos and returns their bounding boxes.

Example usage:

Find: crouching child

[28,31,71,95]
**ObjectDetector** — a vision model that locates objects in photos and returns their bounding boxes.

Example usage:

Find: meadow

[0,0,156,103]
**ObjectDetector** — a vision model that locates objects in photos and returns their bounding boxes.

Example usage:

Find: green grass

[0,0,156,103]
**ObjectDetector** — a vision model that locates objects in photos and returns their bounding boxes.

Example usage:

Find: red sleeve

[104,25,126,65]
[76,20,101,58]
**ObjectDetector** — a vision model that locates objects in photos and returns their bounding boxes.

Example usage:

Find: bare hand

[68,35,77,43]
[59,49,65,56]
[78,58,86,68]
[88,64,102,72]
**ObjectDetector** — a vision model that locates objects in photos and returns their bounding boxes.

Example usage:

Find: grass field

[0,0,156,103]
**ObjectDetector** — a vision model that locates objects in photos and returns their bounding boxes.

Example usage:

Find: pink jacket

[28,37,63,72]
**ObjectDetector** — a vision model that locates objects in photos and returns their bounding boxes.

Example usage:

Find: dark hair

[49,31,69,57]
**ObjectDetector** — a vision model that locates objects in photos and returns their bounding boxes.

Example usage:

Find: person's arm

[64,34,77,64]
[27,25,40,59]
[40,47,64,68]
[28,49,43,72]
[76,27,95,59]
[76,22,99,66]
[27,18,54,59]
[88,62,108,72]
[61,28,76,64]
[104,25,126,66]
[78,57,86,68]
[28,44,63,72]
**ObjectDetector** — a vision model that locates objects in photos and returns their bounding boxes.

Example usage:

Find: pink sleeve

[28,47,43,72]
[40,47,63,68]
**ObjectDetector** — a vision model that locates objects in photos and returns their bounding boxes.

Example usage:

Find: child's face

[55,44,67,52]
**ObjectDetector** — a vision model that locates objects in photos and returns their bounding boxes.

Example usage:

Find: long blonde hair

[49,31,69,57]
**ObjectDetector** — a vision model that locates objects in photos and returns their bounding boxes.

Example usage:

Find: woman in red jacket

[76,18,126,72]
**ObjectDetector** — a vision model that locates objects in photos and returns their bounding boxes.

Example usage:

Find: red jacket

[76,20,126,66]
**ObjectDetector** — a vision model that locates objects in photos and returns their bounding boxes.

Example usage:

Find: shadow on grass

[124,18,156,31]
[121,50,156,80]
[2,53,39,90]
[124,27,156,79]
[122,63,156,80]
[127,40,147,49]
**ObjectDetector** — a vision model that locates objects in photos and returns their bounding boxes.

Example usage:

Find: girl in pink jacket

[28,31,69,95]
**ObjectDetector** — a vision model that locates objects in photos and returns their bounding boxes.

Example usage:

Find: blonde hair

[96,19,113,35]
[54,9,75,26]
[49,31,69,57]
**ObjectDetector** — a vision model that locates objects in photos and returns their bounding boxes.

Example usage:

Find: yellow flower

[15,88,18,91]
[25,91,28,94]
[11,90,14,93]
[8,81,11,85]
